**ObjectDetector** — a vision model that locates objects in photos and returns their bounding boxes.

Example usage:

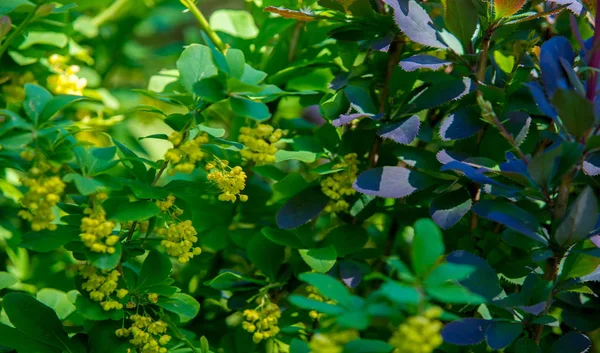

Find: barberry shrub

[2,0,600,352]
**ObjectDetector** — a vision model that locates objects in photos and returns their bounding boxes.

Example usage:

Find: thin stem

[368,36,404,168]
[586,0,600,101]
[91,0,131,27]
[164,316,201,353]
[125,160,169,241]
[180,0,226,52]
[0,6,38,60]
[288,22,303,62]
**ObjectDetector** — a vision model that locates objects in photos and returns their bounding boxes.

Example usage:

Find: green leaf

[176,44,218,94]
[87,243,122,270]
[0,323,60,353]
[209,10,258,39]
[18,32,68,49]
[261,227,306,248]
[554,186,599,247]
[411,218,444,276]
[205,271,264,290]
[0,271,17,289]
[75,294,123,321]
[36,289,76,320]
[379,281,421,304]
[298,272,353,307]
[552,89,595,138]
[20,227,79,252]
[441,0,478,49]
[225,49,246,79]
[423,263,476,287]
[322,224,368,257]
[427,283,485,304]
[193,77,227,103]
[0,0,34,15]
[195,124,225,138]
[274,150,319,163]
[229,96,271,120]
[63,174,105,196]
[39,95,88,124]
[156,293,200,323]
[288,295,345,315]
[247,233,284,281]
[3,292,75,351]
[137,250,172,290]
[299,246,337,273]
[103,197,161,222]
[23,83,52,124]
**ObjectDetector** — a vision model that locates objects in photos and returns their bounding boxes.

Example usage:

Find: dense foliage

[2,0,600,352]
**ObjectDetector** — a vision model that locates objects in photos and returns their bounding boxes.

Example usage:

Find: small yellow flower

[241,301,281,343]
[389,308,444,353]
[18,161,65,231]
[165,132,209,175]
[157,220,201,263]
[238,124,285,165]
[207,161,248,203]
[47,54,87,95]
[321,153,359,213]
[308,330,359,353]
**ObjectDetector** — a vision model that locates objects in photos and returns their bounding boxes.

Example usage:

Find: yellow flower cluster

[164,131,209,175]
[80,264,128,311]
[308,330,359,353]
[238,124,284,165]
[1,71,36,104]
[389,307,443,353]
[47,54,87,95]
[80,194,118,254]
[156,220,201,264]
[115,314,171,353]
[156,194,176,212]
[18,159,65,231]
[321,153,359,213]
[122,220,150,233]
[206,160,248,202]
[306,286,335,320]
[241,302,281,343]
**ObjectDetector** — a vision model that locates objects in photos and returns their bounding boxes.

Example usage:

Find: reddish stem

[586,0,600,101]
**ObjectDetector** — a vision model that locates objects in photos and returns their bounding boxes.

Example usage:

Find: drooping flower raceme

[389,307,443,353]
[206,160,248,202]
[164,131,209,175]
[80,264,128,311]
[321,153,359,213]
[47,54,87,95]
[308,330,360,353]
[241,301,281,343]
[18,155,65,231]
[238,124,284,165]
[80,193,118,254]
[115,313,171,353]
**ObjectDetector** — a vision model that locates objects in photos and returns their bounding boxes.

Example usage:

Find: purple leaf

[590,235,600,248]
[439,106,484,141]
[442,318,490,345]
[554,186,599,246]
[339,261,361,288]
[583,152,600,176]
[377,115,420,144]
[540,36,575,98]
[399,55,451,72]
[436,149,469,164]
[353,166,436,198]
[430,189,472,229]
[407,77,477,113]
[526,82,558,119]
[550,332,591,353]
[383,0,448,49]
[504,112,531,146]
[276,187,329,229]
[485,321,524,350]
[447,251,502,301]
[518,301,547,316]
[441,161,517,193]
[546,0,585,15]
[472,200,547,244]
[332,113,373,127]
